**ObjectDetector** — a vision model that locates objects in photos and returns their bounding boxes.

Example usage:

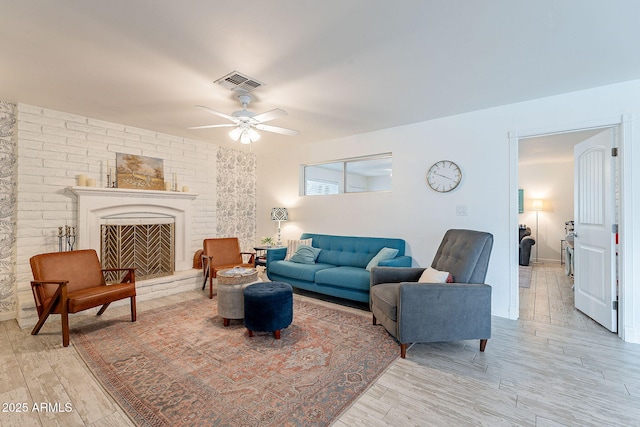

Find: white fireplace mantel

[69,186,198,271]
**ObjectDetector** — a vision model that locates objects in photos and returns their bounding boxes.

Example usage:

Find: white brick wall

[15,104,223,326]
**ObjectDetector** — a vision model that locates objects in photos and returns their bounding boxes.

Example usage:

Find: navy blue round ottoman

[243,282,293,339]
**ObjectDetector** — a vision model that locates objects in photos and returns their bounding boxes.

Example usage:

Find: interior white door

[573,128,617,332]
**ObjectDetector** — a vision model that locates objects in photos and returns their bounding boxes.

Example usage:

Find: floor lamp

[532,199,543,263]
[271,207,288,246]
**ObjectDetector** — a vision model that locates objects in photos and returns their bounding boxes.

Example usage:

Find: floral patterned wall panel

[216,147,257,252]
[0,102,17,316]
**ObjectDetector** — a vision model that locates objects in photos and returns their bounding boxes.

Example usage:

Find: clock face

[426,160,462,193]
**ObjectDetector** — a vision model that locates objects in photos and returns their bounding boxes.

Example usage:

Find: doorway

[509,119,627,337]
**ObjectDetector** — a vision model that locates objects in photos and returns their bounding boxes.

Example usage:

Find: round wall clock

[426,160,462,193]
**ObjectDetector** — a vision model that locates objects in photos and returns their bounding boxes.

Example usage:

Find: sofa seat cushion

[314,266,371,292]
[268,260,334,282]
[370,283,399,322]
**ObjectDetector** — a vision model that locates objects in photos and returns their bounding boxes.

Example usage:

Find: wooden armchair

[30,249,136,347]
[201,238,255,298]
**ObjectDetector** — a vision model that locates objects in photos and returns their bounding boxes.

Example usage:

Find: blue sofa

[266,233,411,303]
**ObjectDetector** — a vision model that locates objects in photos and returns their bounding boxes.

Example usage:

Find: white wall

[519,160,574,263]
[256,79,640,340]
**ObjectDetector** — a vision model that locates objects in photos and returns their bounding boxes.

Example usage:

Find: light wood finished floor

[2,262,640,426]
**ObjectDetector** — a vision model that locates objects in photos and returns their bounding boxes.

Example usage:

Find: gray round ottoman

[243,282,293,339]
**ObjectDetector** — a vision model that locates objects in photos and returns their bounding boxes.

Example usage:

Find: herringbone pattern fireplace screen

[101,223,175,281]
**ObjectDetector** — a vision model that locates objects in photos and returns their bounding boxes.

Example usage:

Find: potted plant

[261,236,274,247]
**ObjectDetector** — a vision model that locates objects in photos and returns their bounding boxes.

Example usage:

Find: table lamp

[271,207,288,246]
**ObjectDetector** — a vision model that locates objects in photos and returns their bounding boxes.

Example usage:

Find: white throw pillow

[418,267,450,283]
[366,247,399,271]
[285,238,313,261]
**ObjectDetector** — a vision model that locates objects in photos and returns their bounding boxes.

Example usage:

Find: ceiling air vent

[214,71,264,92]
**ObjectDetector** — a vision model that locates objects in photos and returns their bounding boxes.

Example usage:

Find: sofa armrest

[378,255,412,268]
[370,266,425,287]
[266,247,287,266]
[397,282,492,343]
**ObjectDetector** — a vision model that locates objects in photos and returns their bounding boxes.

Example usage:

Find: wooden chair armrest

[30,280,68,322]
[31,279,68,286]
[102,268,136,283]
[241,252,256,263]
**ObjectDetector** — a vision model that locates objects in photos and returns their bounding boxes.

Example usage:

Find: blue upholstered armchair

[370,229,493,358]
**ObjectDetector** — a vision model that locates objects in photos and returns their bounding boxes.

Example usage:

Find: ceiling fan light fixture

[248,127,260,142]
[240,130,252,144]
[228,127,242,141]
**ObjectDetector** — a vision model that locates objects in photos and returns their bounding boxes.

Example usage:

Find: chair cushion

[67,283,136,313]
[203,237,245,266]
[370,283,400,322]
[30,249,106,296]
[431,229,493,284]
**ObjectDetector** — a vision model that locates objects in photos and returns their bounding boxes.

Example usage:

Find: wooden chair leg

[247,328,254,337]
[223,318,230,326]
[480,339,488,352]
[31,286,63,336]
[130,296,137,322]
[31,302,55,336]
[274,330,281,339]
[201,266,209,290]
[97,302,111,315]
[60,285,69,347]
[61,311,70,347]
[400,343,408,359]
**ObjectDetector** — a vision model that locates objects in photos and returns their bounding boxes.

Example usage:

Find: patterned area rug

[519,265,532,288]
[73,295,398,426]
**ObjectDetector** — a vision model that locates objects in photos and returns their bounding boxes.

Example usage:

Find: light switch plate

[456,205,468,216]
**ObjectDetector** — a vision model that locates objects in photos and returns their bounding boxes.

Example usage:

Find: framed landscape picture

[116,153,164,190]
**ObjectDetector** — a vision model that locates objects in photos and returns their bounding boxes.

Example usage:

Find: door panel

[574,128,616,332]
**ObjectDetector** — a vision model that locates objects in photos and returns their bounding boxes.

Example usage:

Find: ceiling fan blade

[251,108,287,123]
[194,105,236,122]
[255,123,300,136]
[188,123,236,130]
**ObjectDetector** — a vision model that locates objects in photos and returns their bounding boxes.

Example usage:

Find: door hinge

[613,300,618,310]
[612,147,618,157]
[612,224,619,233]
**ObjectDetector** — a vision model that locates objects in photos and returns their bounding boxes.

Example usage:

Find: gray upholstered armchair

[370,229,493,358]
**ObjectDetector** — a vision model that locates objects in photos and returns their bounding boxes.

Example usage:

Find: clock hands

[434,172,455,181]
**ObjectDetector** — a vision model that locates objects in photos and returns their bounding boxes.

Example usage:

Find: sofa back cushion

[300,233,405,269]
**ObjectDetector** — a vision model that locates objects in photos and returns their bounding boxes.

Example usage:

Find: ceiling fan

[189,94,299,144]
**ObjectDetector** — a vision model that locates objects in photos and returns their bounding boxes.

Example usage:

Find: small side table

[217,268,259,326]
[253,246,283,268]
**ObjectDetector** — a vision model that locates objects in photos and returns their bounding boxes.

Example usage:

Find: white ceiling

[1,1,639,154]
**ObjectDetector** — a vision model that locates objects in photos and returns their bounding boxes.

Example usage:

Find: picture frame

[116,153,164,190]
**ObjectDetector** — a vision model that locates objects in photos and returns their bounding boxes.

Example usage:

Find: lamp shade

[532,199,544,211]
[271,207,288,221]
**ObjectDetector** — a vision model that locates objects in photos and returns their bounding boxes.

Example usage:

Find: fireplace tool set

[58,226,76,252]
